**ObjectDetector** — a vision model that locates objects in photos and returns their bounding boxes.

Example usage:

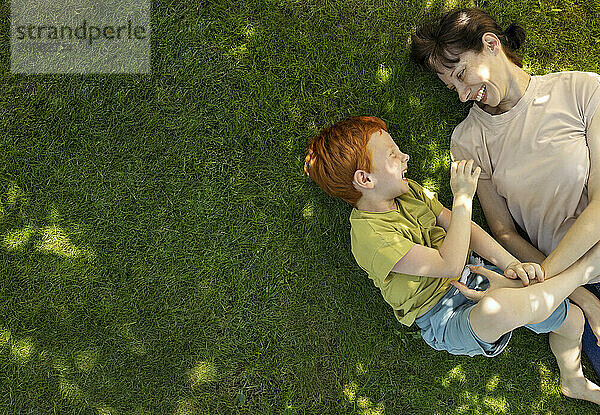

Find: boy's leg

[549,303,600,404]
[469,242,600,343]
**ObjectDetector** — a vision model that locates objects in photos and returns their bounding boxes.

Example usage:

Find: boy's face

[366,130,410,198]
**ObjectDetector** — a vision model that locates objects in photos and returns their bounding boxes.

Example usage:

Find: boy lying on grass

[304,116,600,404]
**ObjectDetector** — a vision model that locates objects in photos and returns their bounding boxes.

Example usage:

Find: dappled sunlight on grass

[486,374,499,391]
[422,177,439,193]
[537,362,561,397]
[59,378,85,402]
[37,225,95,259]
[0,325,124,412]
[442,364,465,387]
[189,360,218,388]
[439,367,519,414]
[1,185,96,260]
[3,226,36,251]
[302,200,315,220]
[174,398,199,415]
[3,223,96,259]
[376,64,391,84]
[11,336,36,364]
[7,182,27,208]
[96,405,118,415]
[342,363,385,415]
[0,326,11,347]
[75,348,100,373]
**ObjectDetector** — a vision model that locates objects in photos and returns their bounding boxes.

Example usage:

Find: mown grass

[1,0,600,413]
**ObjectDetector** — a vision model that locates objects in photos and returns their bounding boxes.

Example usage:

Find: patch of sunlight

[7,183,25,208]
[356,362,367,375]
[376,64,391,84]
[422,178,439,194]
[75,348,99,373]
[442,153,452,169]
[243,24,255,38]
[174,399,198,415]
[443,0,468,11]
[486,375,499,391]
[302,201,315,220]
[189,361,217,387]
[534,95,550,105]
[383,99,395,113]
[59,378,84,402]
[231,43,248,58]
[442,364,466,387]
[424,0,434,11]
[11,336,35,363]
[0,327,11,348]
[343,381,358,402]
[3,226,36,251]
[360,401,385,415]
[408,96,421,108]
[483,395,508,413]
[35,225,95,259]
[537,363,560,397]
[96,405,117,415]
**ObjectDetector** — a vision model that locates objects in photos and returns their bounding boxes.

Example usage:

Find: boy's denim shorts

[414,257,569,357]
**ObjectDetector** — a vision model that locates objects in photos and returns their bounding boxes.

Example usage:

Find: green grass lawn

[2,0,600,413]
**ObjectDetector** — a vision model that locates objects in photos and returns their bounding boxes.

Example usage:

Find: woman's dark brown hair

[410,8,526,72]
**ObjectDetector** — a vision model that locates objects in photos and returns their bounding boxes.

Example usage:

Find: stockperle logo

[11,0,150,74]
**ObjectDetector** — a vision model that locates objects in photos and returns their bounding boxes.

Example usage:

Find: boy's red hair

[304,116,388,207]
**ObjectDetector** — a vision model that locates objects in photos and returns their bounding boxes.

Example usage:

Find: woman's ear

[481,32,501,55]
[353,170,374,190]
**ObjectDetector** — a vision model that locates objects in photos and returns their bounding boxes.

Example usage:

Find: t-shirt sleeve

[574,72,600,132]
[351,218,415,285]
[371,237,415,283]
[408,179,444,217]
[450,121,492,180]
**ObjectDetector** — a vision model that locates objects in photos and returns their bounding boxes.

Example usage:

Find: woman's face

[436,42,507,108]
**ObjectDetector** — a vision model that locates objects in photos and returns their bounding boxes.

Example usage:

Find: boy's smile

[367,129,410,197]
[353,129,410,212]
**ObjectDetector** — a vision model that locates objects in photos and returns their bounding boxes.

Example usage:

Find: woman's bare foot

[561,377,600,405]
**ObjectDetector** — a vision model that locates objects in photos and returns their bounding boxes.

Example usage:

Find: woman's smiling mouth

[475,85,487,102]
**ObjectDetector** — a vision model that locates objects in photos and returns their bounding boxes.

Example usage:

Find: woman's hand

[450,160,481,202]
[504,261,545,286]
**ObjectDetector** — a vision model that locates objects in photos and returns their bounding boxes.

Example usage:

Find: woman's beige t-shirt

[451,71,600,255]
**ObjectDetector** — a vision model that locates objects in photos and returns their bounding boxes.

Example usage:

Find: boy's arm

[392,160,479,278]
[437,206,544,285]
[437,206,516,269]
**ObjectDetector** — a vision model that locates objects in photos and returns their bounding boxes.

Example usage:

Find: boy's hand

[450,160,481,201]
[504,261,545,286]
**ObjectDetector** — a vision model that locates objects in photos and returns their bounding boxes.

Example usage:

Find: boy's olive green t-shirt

[350,179,459,326]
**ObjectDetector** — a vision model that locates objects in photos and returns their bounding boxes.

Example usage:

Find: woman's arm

[542,107,600,277]
[476,178,546,263]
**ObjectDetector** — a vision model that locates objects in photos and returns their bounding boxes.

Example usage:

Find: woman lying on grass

[411,7,600,376]
[305,116,600,404]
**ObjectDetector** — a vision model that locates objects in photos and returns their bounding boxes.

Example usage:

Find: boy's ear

[353,170,374,190]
